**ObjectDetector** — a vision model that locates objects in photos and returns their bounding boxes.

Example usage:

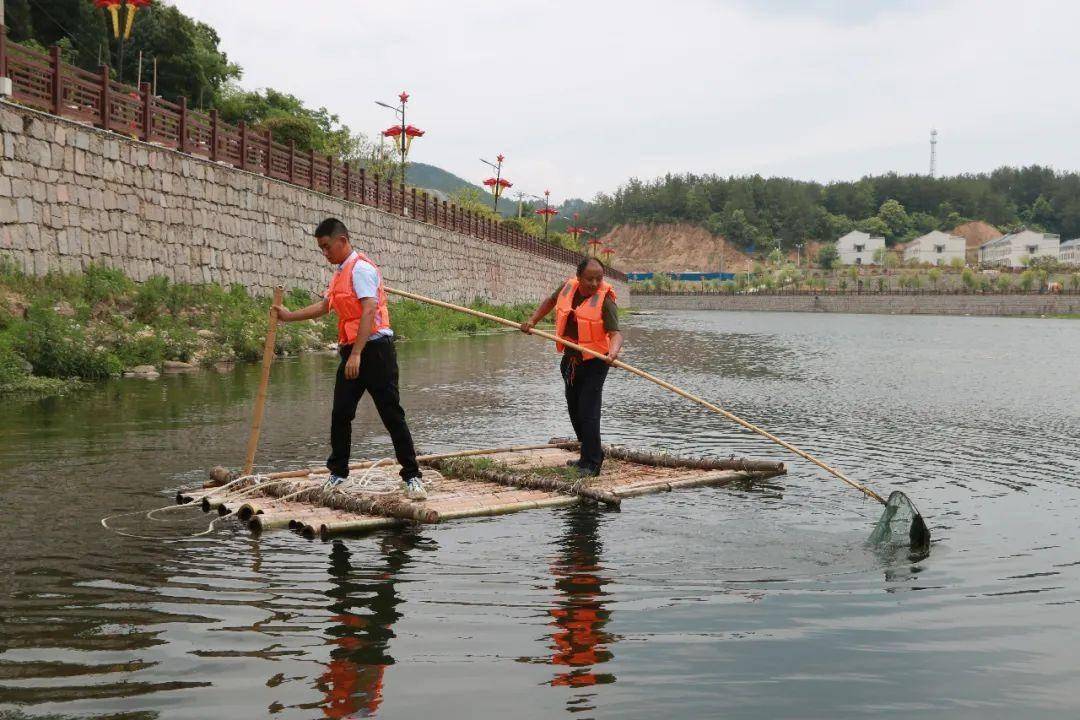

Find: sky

[171,0,1080,204]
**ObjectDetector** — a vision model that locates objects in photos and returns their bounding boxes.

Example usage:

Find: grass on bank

[0,258,543,396]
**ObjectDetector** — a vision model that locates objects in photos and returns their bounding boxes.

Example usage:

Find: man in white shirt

[273,218,425,499]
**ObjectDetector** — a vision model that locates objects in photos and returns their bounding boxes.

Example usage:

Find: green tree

[996,274,1013,292]
[1018,270,1035,291]
[7,1,240,106]
[961,268,977,291]
[1022,194,1056,230]
[928,267,942,288]
[877,199,912,244]
[817,244,839,270]
[855,216,889,238]
[719,209,761,248]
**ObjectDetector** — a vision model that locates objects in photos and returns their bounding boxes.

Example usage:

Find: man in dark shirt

[521,258,623,476]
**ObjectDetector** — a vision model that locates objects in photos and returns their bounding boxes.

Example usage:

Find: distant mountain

[406,162,517,215]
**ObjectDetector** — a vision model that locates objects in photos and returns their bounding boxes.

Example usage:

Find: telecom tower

[929,128,938,177]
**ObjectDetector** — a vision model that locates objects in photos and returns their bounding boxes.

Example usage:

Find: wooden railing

[0,28,624,281]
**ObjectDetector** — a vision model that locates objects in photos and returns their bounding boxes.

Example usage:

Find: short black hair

[576,257,605,275]
[314,218,348,239]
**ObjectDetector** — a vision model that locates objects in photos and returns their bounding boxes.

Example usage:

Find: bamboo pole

[384,286,886,506]
[241,286,284,477]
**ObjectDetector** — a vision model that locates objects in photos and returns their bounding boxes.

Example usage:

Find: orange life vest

[554,277,616,356]
[326,251,391,345]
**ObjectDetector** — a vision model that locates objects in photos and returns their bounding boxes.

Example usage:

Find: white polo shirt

[340,251,394,341]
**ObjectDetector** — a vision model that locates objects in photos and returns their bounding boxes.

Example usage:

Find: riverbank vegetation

[632,257,1080,295]
[585,167,1080,252]
[0,260,538,395]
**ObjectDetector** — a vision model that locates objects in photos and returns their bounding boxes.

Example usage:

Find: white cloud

[171,0,1080,201]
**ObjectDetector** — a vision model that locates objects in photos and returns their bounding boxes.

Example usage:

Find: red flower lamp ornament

[382,124,423,156]
[123,0,151,40]
[403,125,425,154]
[483,177,512,203]
[94,0,123,38]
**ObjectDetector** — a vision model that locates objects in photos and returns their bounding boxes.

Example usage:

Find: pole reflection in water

[544,506,617,706]
[315,531,424,718]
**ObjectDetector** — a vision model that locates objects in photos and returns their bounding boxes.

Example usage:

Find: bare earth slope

[599,223,752,273]
[952,221,1003,256]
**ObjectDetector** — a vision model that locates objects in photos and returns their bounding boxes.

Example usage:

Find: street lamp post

[481,154,511,213]
[376,91,424,188]
[795,242,804,268]
[534,189,558,241]
[564,213,587,251]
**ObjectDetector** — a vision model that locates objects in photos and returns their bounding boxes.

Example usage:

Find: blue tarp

[627,272,737,281]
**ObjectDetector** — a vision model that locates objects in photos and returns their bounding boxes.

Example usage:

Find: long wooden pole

[242,286,284,476]
[385,286,886,505]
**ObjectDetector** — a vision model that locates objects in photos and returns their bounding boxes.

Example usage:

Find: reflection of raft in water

[177,440,786,540]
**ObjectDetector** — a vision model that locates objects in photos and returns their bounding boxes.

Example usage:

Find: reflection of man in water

[547,506,616,691]
[317,533,419,718]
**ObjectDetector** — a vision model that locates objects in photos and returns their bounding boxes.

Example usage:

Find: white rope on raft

[99,472,269,539]
[100,505,229,541]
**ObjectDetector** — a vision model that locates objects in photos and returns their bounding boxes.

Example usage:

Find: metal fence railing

[0,28,624,281]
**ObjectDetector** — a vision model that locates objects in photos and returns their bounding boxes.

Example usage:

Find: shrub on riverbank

[0,259,544,395]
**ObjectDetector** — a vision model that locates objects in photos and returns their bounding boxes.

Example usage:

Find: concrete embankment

[630,293,1080,317]
[0,101,627,303]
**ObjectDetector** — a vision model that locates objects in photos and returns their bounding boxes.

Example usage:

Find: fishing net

[868,490,931,553]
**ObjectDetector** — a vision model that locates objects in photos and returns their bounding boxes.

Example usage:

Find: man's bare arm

[273,299,329,322]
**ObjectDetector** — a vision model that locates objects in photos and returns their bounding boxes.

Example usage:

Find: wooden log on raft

[426,457,621,508]
[601,445,785,473]
[243,478,441,523]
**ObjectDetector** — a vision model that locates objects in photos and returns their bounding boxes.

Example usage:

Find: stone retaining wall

[630,293,1080,317]
[0,101,627,303]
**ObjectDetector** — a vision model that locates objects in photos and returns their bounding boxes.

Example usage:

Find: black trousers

[328,337,420,480]
[560,354,609,471]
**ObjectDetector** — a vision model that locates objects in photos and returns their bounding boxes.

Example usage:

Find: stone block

[16,198,34,223]
[0,109,22,133]
[28,119,49,140]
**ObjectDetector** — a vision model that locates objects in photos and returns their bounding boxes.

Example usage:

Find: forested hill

[581,167,1080,252]
[406,163,517,215]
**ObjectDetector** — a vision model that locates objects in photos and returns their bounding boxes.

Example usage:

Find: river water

[1,310,1078,719]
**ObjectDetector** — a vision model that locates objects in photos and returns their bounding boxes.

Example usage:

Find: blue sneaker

[402,477,427,500]
[323,474,347,489]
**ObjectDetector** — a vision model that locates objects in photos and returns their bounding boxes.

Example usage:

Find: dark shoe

[575,464,601,478]
[566,459,581,467]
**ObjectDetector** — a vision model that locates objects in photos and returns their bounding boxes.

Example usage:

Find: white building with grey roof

[1060,239,1080,266]
[979,230,1060,268]
[904,230,966,266]
[837,230,885,266]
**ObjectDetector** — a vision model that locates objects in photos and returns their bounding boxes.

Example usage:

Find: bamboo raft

[176,441,786,540]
